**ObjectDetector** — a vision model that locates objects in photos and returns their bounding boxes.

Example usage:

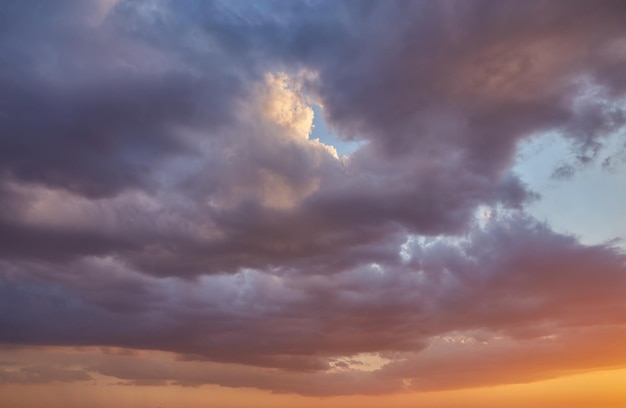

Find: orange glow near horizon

[1,367,625,408]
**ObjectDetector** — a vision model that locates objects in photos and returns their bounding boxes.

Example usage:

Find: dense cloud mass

[1,0,626,396]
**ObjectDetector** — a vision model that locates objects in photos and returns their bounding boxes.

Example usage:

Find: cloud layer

[1,0,626,396]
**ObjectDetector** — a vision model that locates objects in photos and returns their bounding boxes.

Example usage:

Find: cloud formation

[1,0,625,396]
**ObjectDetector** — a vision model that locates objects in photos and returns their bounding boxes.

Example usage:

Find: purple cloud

[0,0,625,396]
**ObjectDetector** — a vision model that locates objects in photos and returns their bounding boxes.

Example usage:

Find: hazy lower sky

[1,1,626,407]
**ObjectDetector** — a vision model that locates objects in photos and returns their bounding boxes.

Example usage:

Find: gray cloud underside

[1,0,626,396]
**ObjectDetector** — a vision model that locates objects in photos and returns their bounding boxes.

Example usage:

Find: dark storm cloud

[0,0,248,197]
[2,0,625,271]
[1,0,626,397]
[1,215,625,382]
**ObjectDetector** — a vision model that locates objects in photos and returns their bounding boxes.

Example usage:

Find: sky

[1,1,626,407]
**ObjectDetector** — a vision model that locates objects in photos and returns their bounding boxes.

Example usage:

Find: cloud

[1,0,626,397]
[0,365,92,385]
[1,215,625,395]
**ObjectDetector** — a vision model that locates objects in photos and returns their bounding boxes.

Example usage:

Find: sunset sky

[1,1,626,407]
